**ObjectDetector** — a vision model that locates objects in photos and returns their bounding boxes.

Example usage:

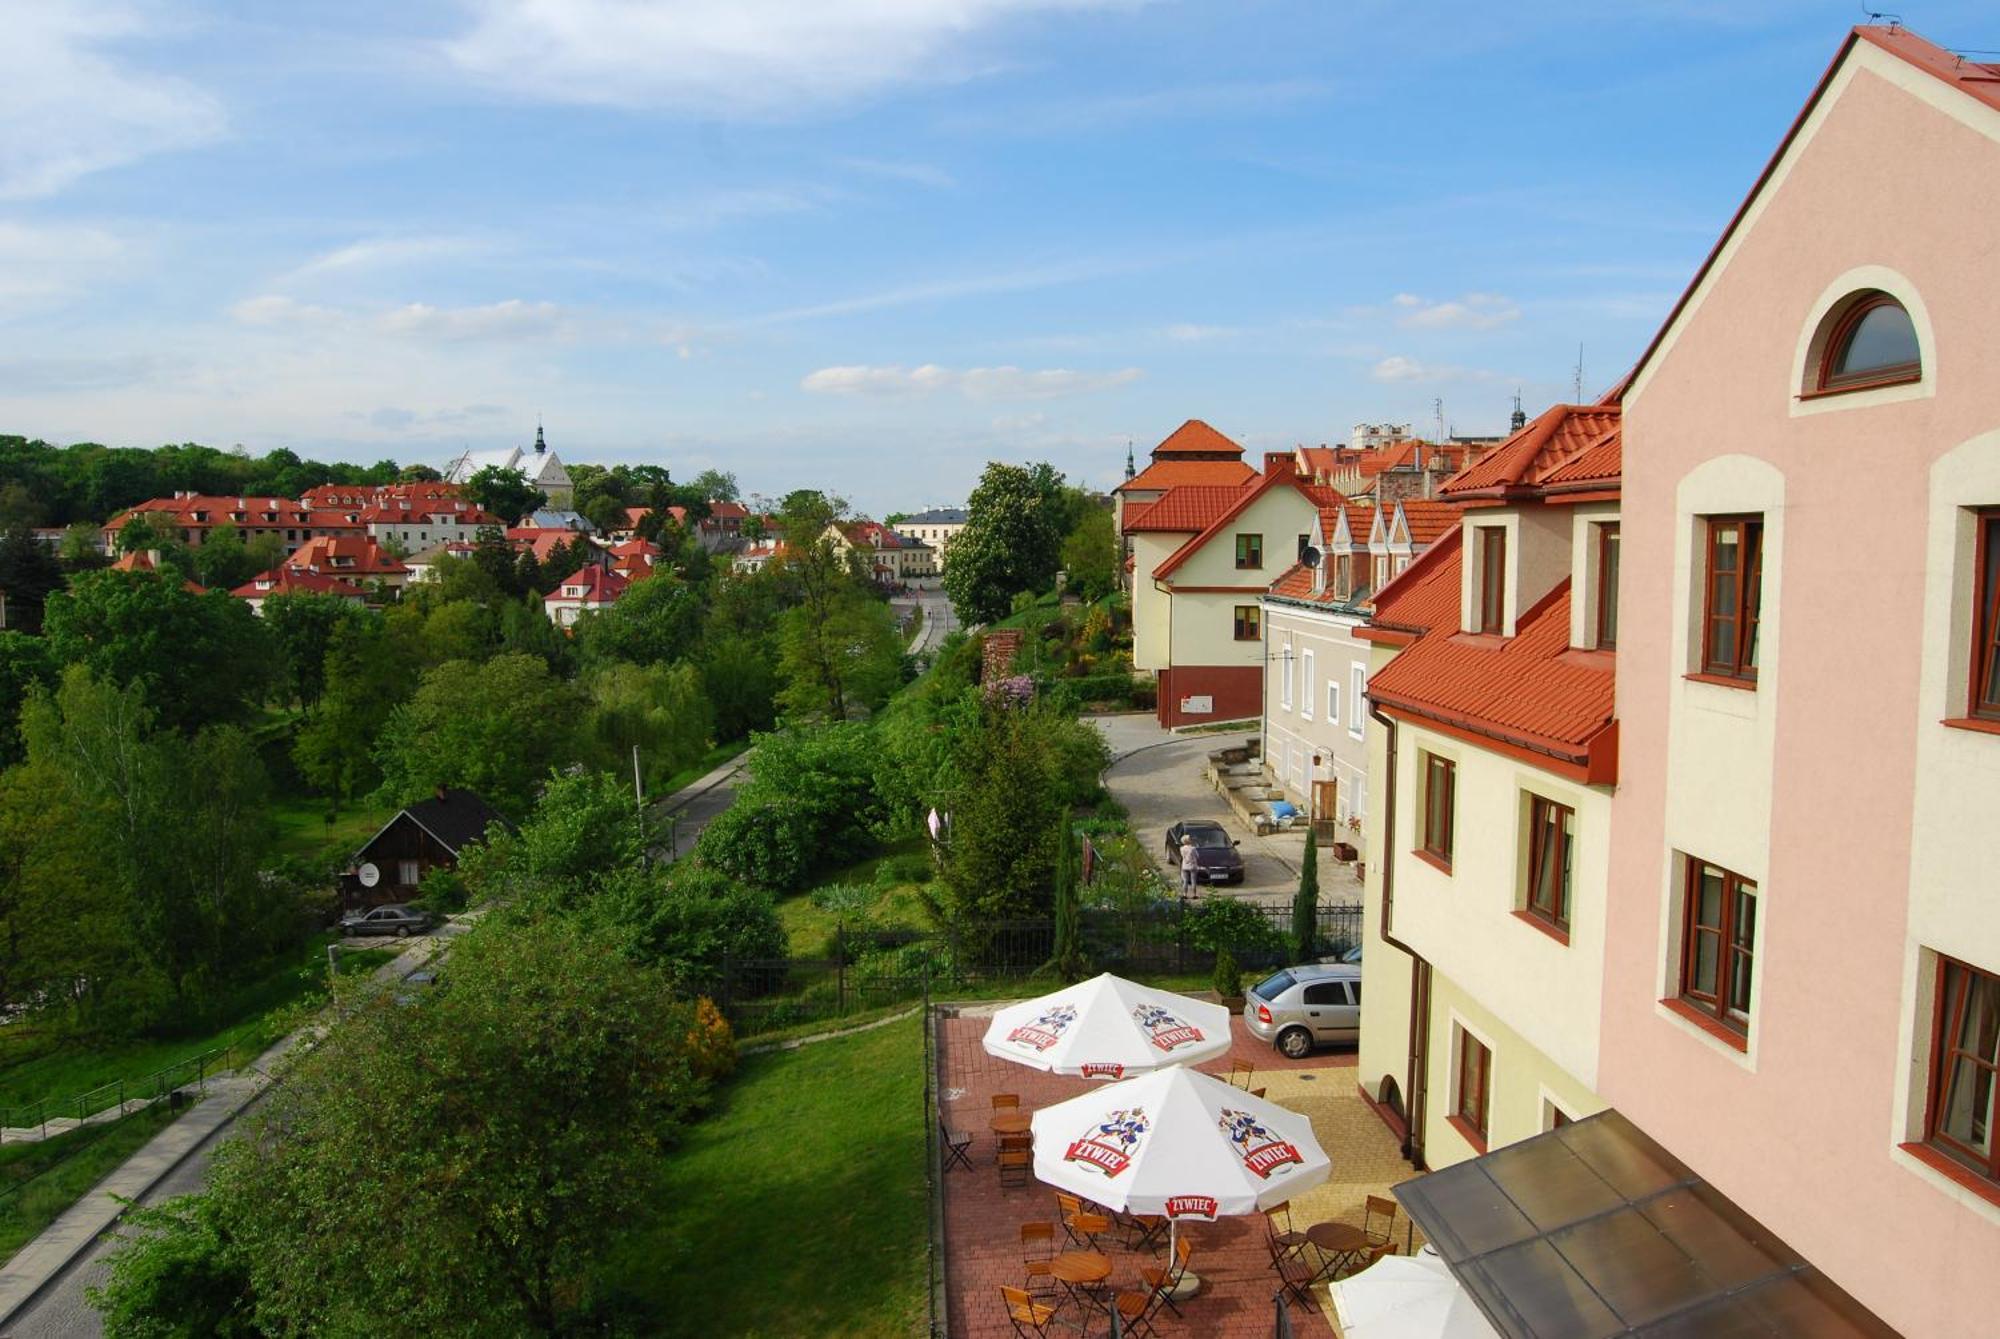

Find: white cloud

[0,221,130,318]
[1160,322,1238,343]
[1392,292,1520,331]
[445,0,1146,114]
[1370,355,1508,385]
[801,363,1141,400]
[1,2,225,198]
[658,185,836,231]
[838,157,956,189]
[277,236,493,287]
[232,294,584,343]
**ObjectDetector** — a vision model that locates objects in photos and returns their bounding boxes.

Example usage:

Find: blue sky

[3,1,1993,513]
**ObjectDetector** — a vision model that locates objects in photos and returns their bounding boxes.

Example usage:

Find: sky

[3,0,1995,514]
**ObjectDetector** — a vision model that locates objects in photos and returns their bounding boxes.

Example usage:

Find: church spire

[534,417,547,455]
[1124,438,1135,480]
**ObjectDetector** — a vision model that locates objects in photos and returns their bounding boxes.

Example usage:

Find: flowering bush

[685,997,737,1083]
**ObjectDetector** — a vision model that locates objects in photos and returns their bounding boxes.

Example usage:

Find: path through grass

[612,1014,927,1337]
[0,1101,180,1262]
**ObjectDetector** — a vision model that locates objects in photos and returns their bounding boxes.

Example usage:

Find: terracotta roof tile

[1152,474,1341,580]
[1442,405,1620,499]
[1541,431,1622,488]
[1119,458,1259,494]
[1369,529,1462,636]
[1396,500,1462,544]
[1123,485,1249,533]
[1151,419,1245,459]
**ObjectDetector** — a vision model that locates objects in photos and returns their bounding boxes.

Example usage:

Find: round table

[1306,1221,1371,1281]
[989,1111,1032,1135]
[1049,1250,1113,1314]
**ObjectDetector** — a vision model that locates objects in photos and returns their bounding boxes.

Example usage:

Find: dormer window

[1476,527,1507,634]
[1810,290,1921,394]
[1334,552,1354,600]
[1595,523,1620,650]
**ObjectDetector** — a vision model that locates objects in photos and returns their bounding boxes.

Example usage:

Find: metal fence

[716,901,1363,1037]
[0,1045,229,1143]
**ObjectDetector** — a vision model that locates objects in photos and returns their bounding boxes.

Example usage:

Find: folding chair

[1250,1086,1268,1099]
[998,1147,1032,1188]
[1118,1209,1167,1252]
[1264,1204,1310,1265]
[1021,1221,1058,1297]
[1112,1285,1168,1339]
[1138,1236,1192,1319]
[992,1092,1022,1112]
[1001,1284,1057,1338]
[1274,1241,1322,1311]
[1056,1191,1110,1249]
[938,1111,974,1172]
[1363,1194,1400,1248]
[1229,1059,1256,1089]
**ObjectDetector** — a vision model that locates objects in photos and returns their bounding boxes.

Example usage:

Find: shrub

[684,997,737,1083]
[1212,947,1241,1000]
[597,863,786,995]
[875,852,934,885]
[1184,897,1283,955]
[415,866,468,915]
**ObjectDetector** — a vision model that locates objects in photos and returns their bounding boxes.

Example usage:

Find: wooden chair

[992,1092,1022,1111]
[1264,1204,1310,1265]
[1363,1194,1400,1247]
[998,1147,1032,1188]
[1118,1209,1167,1252]
[1001,1284,1057,1338]
[1229,1059,1256,1089]
[1112,1286,1168,1339]
[1273,1238,1322,1311]
[1138,1236,1192,1318]
[938,1111,973,1172]
[1250,1086,1268,1099]
[1055,1191,1110,1249]
[1020,1221,1058,1297]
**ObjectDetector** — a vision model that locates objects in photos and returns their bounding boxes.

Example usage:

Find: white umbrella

[1030,1065,1331,1266]
[1330,1252,1498,1339]
[982,973,1231,1079]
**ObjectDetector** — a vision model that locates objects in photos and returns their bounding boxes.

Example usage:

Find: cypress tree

[1292,835,1320,963]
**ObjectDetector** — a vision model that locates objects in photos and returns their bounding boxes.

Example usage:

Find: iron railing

[0,1045,229,1143]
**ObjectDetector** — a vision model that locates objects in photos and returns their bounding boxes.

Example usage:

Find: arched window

[1813,291,1921,392]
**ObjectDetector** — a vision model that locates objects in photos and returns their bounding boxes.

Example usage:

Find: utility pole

[1573,344,1585,403]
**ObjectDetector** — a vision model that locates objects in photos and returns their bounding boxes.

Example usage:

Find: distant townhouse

[359,496,503,553]
[893,508,968,568]
[1128,452,1341,727]
[1259,497,1459,847]
[732,537,785,574]
[102,494,359,555]
[1582,25,2000,1337]
[229,566,368,615]
[543,565,629,627]
[830,520,936,584]
[604,536,662,581]
[1113,420,1259,586]
[284,535,410,590]
[403,540,477,584]
[109,549,208,594]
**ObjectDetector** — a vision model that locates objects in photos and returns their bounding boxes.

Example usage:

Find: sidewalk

[0,937,438,1328]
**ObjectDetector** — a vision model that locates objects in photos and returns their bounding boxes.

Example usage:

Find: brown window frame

[1925,956,2000,1184]
[1595,523,1620,650]
[1477,527,1506,634]
[1973,512,2000,721]
[1232,605,1261,641]
[1420,753,1455,867]
[1701,517,1763,682]
[1679,859,1756,1034]
[1235,533,1264,570]
[1815,292,1922,394]
[1334,552,1353,600]
[1455,1028,1491,1142]
[1524,797,1573,932]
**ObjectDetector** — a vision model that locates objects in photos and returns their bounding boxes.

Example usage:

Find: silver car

[1244,963,1362,1059]
[339,903,432,939]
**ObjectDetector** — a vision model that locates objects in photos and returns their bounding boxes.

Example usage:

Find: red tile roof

[1119,458,1258,494]
[1441,405,1620,501]
[1152,418,1245,459]
[1152,472,1341,581]
[1123,485,1249,533]
[285,536,408,577]
[1320,501,1375,547]
[1368,528,1463,638]
[229,568,365,599]
[547,566,629,604]
[1268,560,1316,599]
[1396,500,1461,544]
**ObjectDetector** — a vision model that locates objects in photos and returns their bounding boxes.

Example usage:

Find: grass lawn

[612,1015,927,1338]
[0,1101,180,1263]
[268,791,394,870]
[0,939,396,1115]
[776,839,935,957]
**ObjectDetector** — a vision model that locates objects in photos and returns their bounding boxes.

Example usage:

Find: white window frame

[1299,650,1315,720]
[1326,680,1340,725]
[1280,638,1294,711]
[1349,664,1367,741]
[398,860,421,886]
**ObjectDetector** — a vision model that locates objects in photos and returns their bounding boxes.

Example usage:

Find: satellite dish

[357,862,380,889]
[1300,546,1322,567]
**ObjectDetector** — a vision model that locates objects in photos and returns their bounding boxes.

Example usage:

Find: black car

[1164,820,1245,885]
[339,903,432,938]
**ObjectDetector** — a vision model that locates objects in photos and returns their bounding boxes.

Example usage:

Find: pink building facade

[1603,28,2000,1337]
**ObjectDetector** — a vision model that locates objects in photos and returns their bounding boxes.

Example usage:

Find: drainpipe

[1370,702,1430,1169]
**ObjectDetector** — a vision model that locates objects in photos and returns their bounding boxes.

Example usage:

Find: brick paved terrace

[936,1002,1421,1338]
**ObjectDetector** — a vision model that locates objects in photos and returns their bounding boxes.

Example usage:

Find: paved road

[1091,714,1362,908]
[901,587,958,655]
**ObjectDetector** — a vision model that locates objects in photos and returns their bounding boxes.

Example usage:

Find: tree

[1059,506,1118,603]
[43,571,278,733]
[1292,834,1320,963]
[582,661,714,791]
[293,615,417,808]
[0,632,54,765]
[687,468,740,502]
[692,722,887,892]
[463,465,545,526]
[188,523,271,591]
[372,654,584,816]
[573,572,705,667]
[262,594,368,713]
[775,592,904,721]
[699,633,779,742]
[108,915,717,1336]
[942,462,1067,624]
[1044,819,1087,982]
[58,523,107,571]
[0,525,64,632]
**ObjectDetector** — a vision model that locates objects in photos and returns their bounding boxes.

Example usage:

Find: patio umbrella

[982,973,1231,1079]
[1329,1251,1498,1338]
[1030,1064,1330,1264]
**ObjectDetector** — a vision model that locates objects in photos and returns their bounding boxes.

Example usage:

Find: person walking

[1179,834,1199,894]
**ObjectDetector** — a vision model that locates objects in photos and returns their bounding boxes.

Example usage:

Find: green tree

[372,654,584,816]
[1044,819,1087,982]
[188,523,273,591]
[107,915,716,1336]
[90,1194,259,1338]
[1059,506,1118,603]
[775,591,904,721]
[463,465,545,526]
[44,570,279,733]
[687,468,740,502]
[573,571,705,667]
[0,631,55,764]
[0,525,64,632]
[582,661,714,791]
[1292,834,1320,962]
[692,722,887,892]
[942,462,1068,624]
[293,617,418,807]
[699,633,779,742]
[262,594,369,713]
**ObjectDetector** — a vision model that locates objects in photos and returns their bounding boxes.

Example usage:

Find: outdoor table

[1306,1221,1371,1282]
[989,1111,1033,1135]
[1049,1249,1113,1316]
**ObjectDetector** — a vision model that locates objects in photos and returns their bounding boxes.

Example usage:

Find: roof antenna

[1862,8,1903,31]
[1572,344,1585,404]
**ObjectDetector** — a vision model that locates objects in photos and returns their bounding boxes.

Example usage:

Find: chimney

[1263,451,1296,478]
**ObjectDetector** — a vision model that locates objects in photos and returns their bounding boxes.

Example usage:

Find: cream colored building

[892,508,967,569]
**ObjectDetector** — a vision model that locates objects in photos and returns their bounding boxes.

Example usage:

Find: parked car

[339,904,432,938]
[1163,819,1245,885]
[1244,963,1361,1058]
